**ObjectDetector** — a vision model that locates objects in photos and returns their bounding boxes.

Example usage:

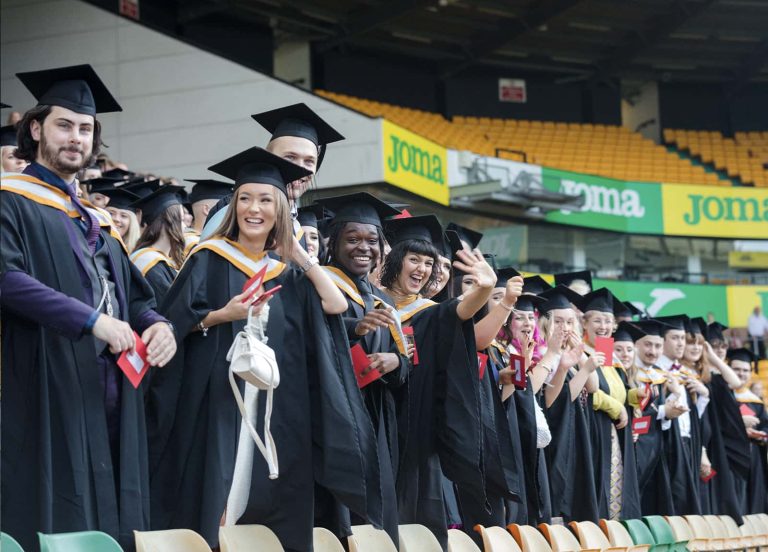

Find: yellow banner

[661,183,768,238]
[729,251,768,269]
[727,285,768,330]
[382,120,449,206]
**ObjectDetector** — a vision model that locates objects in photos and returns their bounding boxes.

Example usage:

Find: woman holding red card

[145,147,380,552]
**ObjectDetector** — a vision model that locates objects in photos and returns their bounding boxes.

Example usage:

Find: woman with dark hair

[129,185,186,301]
[146,148,379,552]
[379,214,496,549]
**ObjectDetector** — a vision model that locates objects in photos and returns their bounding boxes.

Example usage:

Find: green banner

[541,168,663,234]
[595,278,729,323]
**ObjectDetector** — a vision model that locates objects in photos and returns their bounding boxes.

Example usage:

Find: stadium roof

[175,0,767,90]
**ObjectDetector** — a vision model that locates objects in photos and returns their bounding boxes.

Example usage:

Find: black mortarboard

[538,285,584,313]
[687,317,707,336]
[208,147,312,196]
[554,270,593,293]
[84,177,121,194]
[297,204,331,229]
[102,168,135,181]
[656,315,688,334]
[384,214,444,247]
[122,178,161,199]
[186,179,234,204]
[632,319,672,339]
[252,103,344,147]
[16,64,121,115]
[316,192,400,228]
[496,266,521,288]
[727,348,757,365]
[101,188,140,210]
[613,321,646,343]
[446,222,483,249]
[614,300,643,319]
[523,275,552,295]
[579,287,617,314]
[0,125,17,147]
[129,184,184,225]
[705,322,728,342]
[444,230,464,259]
[515,294,547,312]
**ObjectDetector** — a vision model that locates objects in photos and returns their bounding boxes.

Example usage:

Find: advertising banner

[726,285,768,329]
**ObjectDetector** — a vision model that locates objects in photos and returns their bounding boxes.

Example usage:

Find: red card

[242,265,268,303]
[403,326,418,365]
[740,404,757,417]
[510,354,526,390]
[632,415,652,436]
[477,353,488,380]
[351,344,381,388]
[639,383,652,411]
[117,332,150,389]
[594,336,614,366]
[700,468,717,483]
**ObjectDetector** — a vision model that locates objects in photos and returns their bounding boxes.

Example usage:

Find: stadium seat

[398,524,441,551]
[348,525,398,552]
[684,516,725,552]
[134,529,211,552]
[570,521,634,551]
[507,523,554,552]
[1,532,25,552]
[664,516,713,551]
[742,516,768,549]
[539,522,598,552]
[39,531,123,552]
[313,527,345,552]
[474,524,523,552]
[218,525,283,551]
[643,516,687,552]
[599,519,650,551]
[621,520,665,552]
[707,515,746,550]
[447,529,482,552]
[719,516,756,551]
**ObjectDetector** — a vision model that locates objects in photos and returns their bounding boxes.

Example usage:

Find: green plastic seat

[644,515,688,552]
[622,519,667,552]
[1,532,25,552]
[38,531,123,552]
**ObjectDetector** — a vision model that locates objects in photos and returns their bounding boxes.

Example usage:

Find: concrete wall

[0,0,382,188]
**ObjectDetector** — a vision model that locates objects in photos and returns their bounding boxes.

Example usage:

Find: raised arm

[453,249,497,322]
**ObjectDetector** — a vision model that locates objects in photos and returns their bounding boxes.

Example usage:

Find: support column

[621,80,660,143]
[274,39,311,90]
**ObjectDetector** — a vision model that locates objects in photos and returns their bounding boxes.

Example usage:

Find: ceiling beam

[439,0,584,79]
[176,0,230,24]
[724,38,768,96]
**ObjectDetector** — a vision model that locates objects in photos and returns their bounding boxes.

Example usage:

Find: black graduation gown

[455,345,522,545]
[146,249,381,550]
[1,189,159,552]
[737,394,768,514]
[665,382,702,515]
[394,299,484,551]
[544,370,599,523]
[142,261,176,304]
[590,366,642,520]
[515,377,550,525]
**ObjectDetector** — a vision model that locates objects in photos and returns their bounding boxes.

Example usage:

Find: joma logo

[559,180,646,218]
[387,135,444,184]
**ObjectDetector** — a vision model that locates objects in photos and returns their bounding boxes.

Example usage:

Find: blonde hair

[213,185,292,254]
[683,332,711,383]
[537,308,583,350]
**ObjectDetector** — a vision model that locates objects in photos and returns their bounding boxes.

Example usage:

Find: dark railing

[495,148,527,163]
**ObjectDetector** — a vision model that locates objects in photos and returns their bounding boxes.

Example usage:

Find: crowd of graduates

[1,64,766,552]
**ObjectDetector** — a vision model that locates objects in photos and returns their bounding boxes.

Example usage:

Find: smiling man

[0,64,176,551]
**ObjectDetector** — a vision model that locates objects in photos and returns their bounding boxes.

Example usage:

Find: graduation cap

[102,168,135,181]
[16,64,121,115]
[446,222,483,249]
[186,179,234,204]
[83,177,121,194]
[614,300,643,319]
[0,125,17,147]
[496,266,521,288]
[579,287,617,314]
[613,321,646,343]
[208,146,312,196]
[122,178,161,199]
[632,319,673,339]
[297,204,331,229]
[444,229,464,258]
[686,317,707,336]
[129,184,185,225]
[538,285,584,313]
[727,348,757,365]
[100,188,140,210]
[515,294,548,312]
[655,315,689,335]
[705,321,728,343]
[523,275,552,296]
[554,270,593,294]
[384,214,443,247]
[315,191,400,228]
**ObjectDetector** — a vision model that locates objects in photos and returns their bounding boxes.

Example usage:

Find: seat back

[218,525,283,552]
[663,517,693,542]
[538,523,582,552]
[716,516,742,538]
[134,529,211,552]
[570,521,613,549]
[702,516,728,539]
[621,520,659,550]
[508,524,553,552]
[349,525,398,552]
[684,516,714,539]
[398,524,441,552]
[474,525,523,552]
[313,528,345,552]
[1,533,25,552]
[447,529,482,552]
[600,520,636,547]
[39,531,123,552]
[643,516,678,546]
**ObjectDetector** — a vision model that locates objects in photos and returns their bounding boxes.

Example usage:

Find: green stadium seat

[621,520,666,552]
[643,516,686,552]
[1,532,25,552]
[38,531,123,552]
